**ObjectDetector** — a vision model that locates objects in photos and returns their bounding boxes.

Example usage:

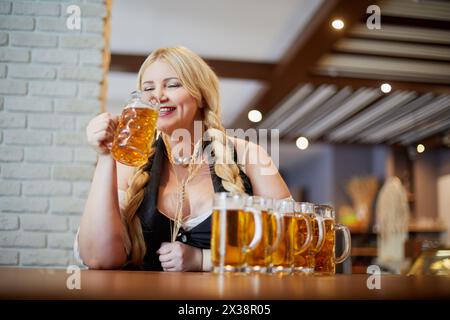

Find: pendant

[174,156,191,166]
[181,157,191,166]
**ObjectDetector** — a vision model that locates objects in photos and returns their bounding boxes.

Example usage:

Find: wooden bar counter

[0,268,449,300]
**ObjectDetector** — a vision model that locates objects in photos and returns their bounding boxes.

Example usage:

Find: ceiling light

[417,144,425,153]
[248,109,262,123]
[380,83,392,93]
[296,137,309,150]
[332,19,344,30]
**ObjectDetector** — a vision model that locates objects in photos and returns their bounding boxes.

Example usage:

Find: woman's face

[141,60,202,135]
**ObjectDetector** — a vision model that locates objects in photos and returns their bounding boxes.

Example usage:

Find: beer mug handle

[295,213,313,254]
[270,211,283,251]
[106,115,119,151]
[244,208,262,251]
[335,223,351,264]
[315,216,326,252]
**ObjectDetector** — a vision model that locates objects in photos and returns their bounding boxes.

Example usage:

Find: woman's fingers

[157,242,173,255]
[161,260,176,270]
[163,267,177,272]
[92,130,113,143]
[91,119,116,135]
[158,242,180,271]
[110,114,119,129]
[158,250,174,262]
[85,112,120,155]
[160,252,177,270]
[89,113,116,129]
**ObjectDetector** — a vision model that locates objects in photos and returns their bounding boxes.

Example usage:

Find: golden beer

[245,210,278,271]
[294,213,323,272]
[211,209,247,270]
[314,218,335,274]
[111,107,159,167]
[271,214,295,272]
[293,213,313,270]
[212,193,263,273]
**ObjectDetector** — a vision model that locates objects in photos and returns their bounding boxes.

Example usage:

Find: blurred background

[0,0,449,274]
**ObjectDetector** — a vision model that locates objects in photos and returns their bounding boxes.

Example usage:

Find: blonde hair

[121,46,245,265]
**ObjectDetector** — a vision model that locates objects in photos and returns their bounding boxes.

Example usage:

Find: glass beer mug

[211,192,262,273]
[314,205,351,275]
[244,196,282,273]
[211,193,262,273]
[111,90,160,167]
[293,202,325,273]
[271,199,312,273]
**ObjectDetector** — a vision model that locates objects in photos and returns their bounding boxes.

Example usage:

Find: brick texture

[0,0,109,267]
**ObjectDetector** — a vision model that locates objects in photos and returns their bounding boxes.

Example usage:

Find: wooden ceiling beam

[232,0,374,129]
[379,15,450,31]
[307,75,450,94]
[204,59,275,81]
[394,134,449,150]
[110,53,276,81]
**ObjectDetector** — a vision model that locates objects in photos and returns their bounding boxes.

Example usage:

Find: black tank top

[132,135,253,271]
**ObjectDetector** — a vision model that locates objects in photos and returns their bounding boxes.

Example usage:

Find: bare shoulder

[228,136,290,199]
[229,136,268,170]
[116,161,136,191]
[229,136,274,175]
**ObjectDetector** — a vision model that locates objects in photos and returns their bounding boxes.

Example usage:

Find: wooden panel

[308,75,450,94]
[380,0,450,22]
[0,268,449,299]
[232,0,374,129]
[334,38,450,61]
[110,53,276,81]
[351,247,378,257]
[314,54,450,84]
[349,24,450,45]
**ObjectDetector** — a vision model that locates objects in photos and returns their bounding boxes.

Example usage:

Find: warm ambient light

[331,19,344,30]
[248,109,262,123]
[380,83,392,93]
[417,144,425,153]
[296,136,309,150]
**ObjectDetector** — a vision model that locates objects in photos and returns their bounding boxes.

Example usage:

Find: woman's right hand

[86,112,119,155]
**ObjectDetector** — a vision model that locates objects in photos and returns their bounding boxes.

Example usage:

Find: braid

[120,147,155,266]
[204,109,245,193]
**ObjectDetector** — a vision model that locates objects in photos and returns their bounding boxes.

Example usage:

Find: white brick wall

[0,0,109,267]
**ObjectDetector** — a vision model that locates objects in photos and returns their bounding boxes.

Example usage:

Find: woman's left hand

[157,241,202,272]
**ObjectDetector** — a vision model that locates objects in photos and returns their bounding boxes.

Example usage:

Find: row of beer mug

[211,192,351,275]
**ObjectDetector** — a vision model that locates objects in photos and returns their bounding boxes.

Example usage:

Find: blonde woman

[76,47,291,271]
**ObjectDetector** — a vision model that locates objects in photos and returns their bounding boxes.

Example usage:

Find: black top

[131,135,253,271]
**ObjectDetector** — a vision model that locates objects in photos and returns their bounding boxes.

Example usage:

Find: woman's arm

[234,138,291,199]
[78,155,130,269]
[78,113,134,269]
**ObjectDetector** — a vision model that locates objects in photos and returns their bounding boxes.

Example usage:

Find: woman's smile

[159,105,177,117]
